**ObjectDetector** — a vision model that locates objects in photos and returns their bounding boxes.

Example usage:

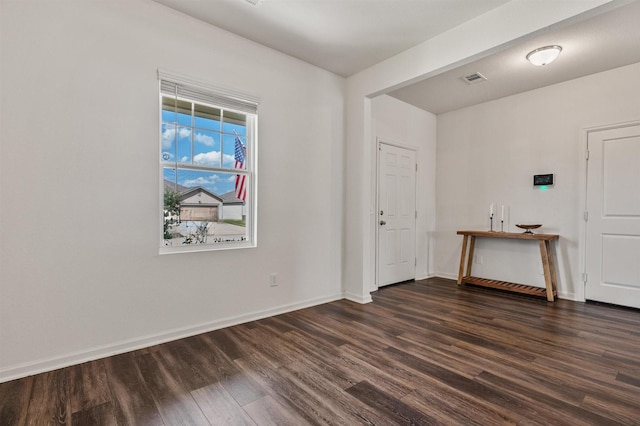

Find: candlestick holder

[489,214,494,232]
[500,220,504,232]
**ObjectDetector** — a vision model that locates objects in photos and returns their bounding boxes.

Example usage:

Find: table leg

[539,240,554,302]
[466,236,476,279]
[546,240,558,294]
[458,235,468,284]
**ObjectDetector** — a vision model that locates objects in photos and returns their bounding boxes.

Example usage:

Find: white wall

[436,62,640,300]
[343,0,614,303]
[0,0,344,381]
[371,95,437,285]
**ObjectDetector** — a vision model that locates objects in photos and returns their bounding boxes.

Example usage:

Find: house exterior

[164,180,244,223]
[177,187,222,222]
[220,190,246,221]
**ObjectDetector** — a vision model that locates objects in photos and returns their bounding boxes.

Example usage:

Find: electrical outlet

[475,255,483,265]
[270,273,278,287]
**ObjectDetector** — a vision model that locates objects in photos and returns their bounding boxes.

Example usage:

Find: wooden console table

[457,230,559,301]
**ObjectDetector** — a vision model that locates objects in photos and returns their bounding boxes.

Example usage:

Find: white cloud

[194,132,215,146]
[192,151,235,166]
[162,126,192,149]
[193,151,221,166]
[183,175,220,186]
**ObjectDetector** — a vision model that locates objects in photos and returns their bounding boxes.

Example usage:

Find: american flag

[234,135,247,202]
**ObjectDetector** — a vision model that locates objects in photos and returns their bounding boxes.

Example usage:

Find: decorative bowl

[515,224,542,234]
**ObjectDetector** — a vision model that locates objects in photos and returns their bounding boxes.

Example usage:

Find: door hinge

[415,163,418,172]
[415,258,417,266]
[585,149,589,160]
[584,211,589,221]
[582,273,588,283]
[415,211,417,219]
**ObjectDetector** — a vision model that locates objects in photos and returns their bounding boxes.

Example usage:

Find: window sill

[159,240,256,255]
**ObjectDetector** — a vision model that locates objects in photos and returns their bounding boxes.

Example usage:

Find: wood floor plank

[205,328,248,361]
[475,371,626,425]
[3,277,640,425]
[234,352,346,425]
[198,331,267,406]
[580,394,640,425]
[24,368,71,425]
[70,401,117,426]
[345,380,436,425]
[337,344,416,397]
[272,314,348,348]
[103,353,164,426]
[242,395,309,426]
[400,386,520,426]
[157,336,219,392]
[134,352,210,425]
[279,330,360,391]
[191,382,256,426]
[0,376,34,425]
[282,359,392,425]
[69,359,111,414]
[383,345,589,425]
[616,372,640,388]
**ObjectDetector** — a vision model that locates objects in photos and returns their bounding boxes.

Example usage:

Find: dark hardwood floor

[2,278,640,425]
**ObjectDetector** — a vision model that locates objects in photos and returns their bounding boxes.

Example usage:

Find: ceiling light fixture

[526,45,562,66]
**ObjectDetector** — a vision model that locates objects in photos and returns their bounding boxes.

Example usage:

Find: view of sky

[161,99,247,196]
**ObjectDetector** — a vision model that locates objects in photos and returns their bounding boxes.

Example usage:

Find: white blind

[158,69,259,114]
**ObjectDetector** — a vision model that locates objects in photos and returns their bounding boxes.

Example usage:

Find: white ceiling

[152,0,510,77]
[389,0,640,114]
[152,0,640,114]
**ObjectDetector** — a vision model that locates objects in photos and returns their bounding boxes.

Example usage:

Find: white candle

[501,205,505,221]
[490,203,494,216]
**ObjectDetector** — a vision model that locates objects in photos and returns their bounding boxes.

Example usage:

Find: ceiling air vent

[462,72,487,85]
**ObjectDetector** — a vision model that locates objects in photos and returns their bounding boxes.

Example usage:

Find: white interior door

[377,142,416,287]
[585,123,640,308]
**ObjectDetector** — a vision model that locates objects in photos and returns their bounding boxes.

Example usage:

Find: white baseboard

[415,273,436,280]
[558,291,578,301]
[343,291,373,304]
[434,272,458,281]
[0,292,344,383]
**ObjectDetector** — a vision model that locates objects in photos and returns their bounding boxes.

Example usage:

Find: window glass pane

[176,126,192,164]
[162,97,192,126]
[177,111,192,127]
[193,130,221,167]
[162,167,248,246]
[194,103,221,131]
[222,133,246,169]
[162,109,175,124]
[222,110,246,135]
[161,123,176,162]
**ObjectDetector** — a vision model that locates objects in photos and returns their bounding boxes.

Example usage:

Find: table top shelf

[457,230,559,241]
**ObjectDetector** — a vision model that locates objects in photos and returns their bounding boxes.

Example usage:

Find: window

[158,70,259,253]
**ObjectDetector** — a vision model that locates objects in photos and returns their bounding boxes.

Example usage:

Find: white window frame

[158,69,259,254]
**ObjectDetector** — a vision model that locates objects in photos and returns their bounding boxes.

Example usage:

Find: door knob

[380,220,386,226]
